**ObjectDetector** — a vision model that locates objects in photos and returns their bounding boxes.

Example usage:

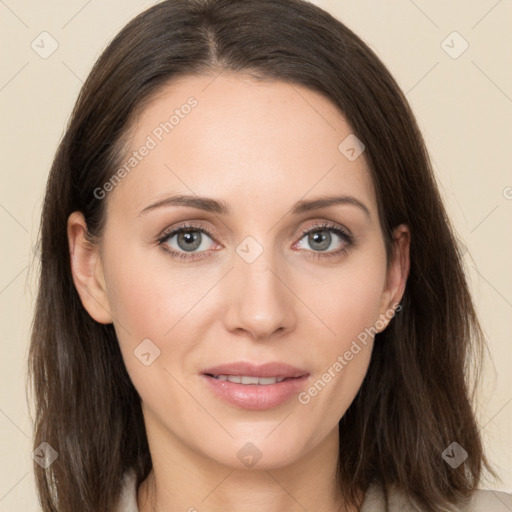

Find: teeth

[212,375,287,385]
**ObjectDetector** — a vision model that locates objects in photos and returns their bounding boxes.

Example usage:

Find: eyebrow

[138,194,371,218]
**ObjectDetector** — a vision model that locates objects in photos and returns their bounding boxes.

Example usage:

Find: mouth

[204,374,297,385]
[200,361,311,410]
[201,361,309,379]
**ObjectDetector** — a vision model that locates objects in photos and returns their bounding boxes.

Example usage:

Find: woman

[28,0,512,511]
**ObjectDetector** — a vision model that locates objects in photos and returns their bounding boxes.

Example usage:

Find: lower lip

[201,374,310,410]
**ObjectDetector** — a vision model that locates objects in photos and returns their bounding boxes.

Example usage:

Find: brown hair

[27,0,494,510]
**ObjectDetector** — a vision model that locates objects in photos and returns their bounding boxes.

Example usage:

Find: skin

[68,72,410,512]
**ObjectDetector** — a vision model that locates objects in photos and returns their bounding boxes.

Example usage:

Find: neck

[137,414,361,512]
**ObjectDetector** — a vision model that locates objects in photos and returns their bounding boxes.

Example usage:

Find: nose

[223,247,297,341]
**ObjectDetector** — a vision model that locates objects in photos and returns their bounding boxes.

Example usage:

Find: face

[68,73,409,471]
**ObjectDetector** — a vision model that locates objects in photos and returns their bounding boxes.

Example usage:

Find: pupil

[178,231,201,252]
[310,230,330,251]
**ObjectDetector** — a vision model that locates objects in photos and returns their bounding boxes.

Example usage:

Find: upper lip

[202,361,309,379]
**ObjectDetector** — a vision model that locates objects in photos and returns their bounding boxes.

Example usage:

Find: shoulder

[115,471,512,512]
[115,469,139,512]
[361,481,512,511]
[469,488,512,511]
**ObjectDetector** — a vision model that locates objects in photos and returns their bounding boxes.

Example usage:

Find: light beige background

[1,0,511,510]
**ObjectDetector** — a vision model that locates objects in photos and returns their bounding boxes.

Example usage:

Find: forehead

[108,72,376,218]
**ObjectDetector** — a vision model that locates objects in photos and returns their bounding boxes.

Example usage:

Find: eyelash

[156,221,355,262]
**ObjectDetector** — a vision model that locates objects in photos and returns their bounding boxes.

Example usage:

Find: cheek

[104,243,211,339]
[298,248,387,344]
[294,249,386,418]
[104,254,200,411]
[102,240,231,395]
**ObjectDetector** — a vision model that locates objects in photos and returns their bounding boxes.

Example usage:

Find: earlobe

[67,211,113,324]
[377,224,410,331]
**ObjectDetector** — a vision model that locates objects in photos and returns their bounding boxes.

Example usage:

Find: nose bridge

[223,234,295,339]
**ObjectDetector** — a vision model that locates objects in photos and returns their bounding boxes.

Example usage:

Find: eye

[157,221,354,261]
[294,222,354,259]
[157,223,218,260]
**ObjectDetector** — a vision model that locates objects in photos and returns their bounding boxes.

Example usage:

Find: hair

[27,0,495,510]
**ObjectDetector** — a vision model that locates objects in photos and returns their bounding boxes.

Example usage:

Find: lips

[200,361,311,410]
[202,361,309,379]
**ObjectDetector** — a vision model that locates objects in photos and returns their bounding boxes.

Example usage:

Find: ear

[67,211,113,324]
[376,224,410,332]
